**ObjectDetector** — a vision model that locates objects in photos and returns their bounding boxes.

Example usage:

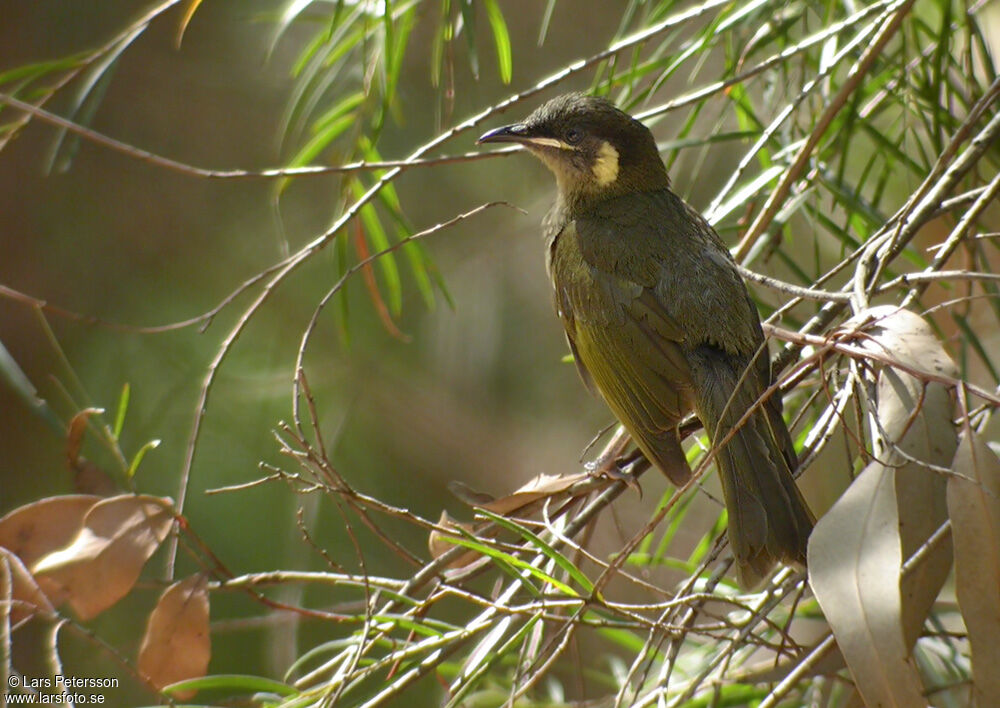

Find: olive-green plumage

[479,93,813,587]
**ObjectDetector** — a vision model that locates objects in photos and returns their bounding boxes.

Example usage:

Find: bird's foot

[584,457,642,495]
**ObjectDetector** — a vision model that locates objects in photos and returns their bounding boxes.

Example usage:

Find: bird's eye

[565,128,582,144]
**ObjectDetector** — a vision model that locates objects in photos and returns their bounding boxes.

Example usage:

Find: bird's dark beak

[477,123,531,145]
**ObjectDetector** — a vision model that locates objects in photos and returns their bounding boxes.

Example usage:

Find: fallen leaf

[0,547,54,624]
[32,495,175,620]
[947,432,1000,706]
[138,573,210,699]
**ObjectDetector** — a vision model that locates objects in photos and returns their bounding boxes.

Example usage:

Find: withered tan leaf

[0,546,55,624]
[948,432,1000,706]
[65,407,104,467]
[477,472,590,515]
[138,573,210,699]
[428,511,484,571]
[809,461,927,706]
[810,306,959,707]
[856,307,957,647]
[0,495,102,577]
[32,494,175,620]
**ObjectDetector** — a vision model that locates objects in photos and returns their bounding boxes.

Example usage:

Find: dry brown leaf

[32,494,175,620]
[810,306,959,707]
[138,573,210,699]
[64,408,117,495]
[447,481,498,507]
[477,472,590,515]
[947,432,1000,706]
[428,511,484,571]
[809,460,927,706]
[856,307,957,648]
[0,495,101,567]
[65,407,104,468]
[0,547,55,624]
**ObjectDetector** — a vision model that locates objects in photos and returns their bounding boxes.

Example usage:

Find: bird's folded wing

[553,218,694,439]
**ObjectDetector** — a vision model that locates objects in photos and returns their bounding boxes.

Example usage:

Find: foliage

[1,0,999,706]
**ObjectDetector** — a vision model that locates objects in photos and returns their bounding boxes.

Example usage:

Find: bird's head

[478,93,669,210]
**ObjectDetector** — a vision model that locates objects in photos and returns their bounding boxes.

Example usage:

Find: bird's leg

[584,425,634,480]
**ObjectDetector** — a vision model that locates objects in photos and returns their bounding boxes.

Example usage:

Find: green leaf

[311,90,365,135]
[127,438,160,478]
[444,615,541,708]
[439,532,577,597]
[0,52,89,86]
[45,26,145,174]
[458,0,479,79]
[161,673,297,697]
[482,0,512,83]
[0,338,63,434]
[112,382,130,440]
[477,508,597,597]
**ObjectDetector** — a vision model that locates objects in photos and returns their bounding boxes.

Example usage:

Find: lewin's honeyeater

[479,93,813,587]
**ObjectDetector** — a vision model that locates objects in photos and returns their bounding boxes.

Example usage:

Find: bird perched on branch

[479,93,813,587]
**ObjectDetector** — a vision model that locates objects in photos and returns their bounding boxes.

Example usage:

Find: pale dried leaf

[947,432,1000,706]
[428,512,483,570]
[65,407,103,467]
[32,495,174,620]
[0,547,54,624]
[808,460,927,707]
[810,306,960,706]
[138,574,210,699]
[854,306,957,647]
[0,495,101,567]
[478,472,590,515]
[447,481,497,507]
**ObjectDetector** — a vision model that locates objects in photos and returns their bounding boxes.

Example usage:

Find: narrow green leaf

[482,0,512,83]
[444,615,541,708]
[127,438,160,478]
[161,674,297,697]
[45,26,146,174]
[439,533,575,596]
[311,91,365,134]
[477,508,596,596]
[0,52,89,85]
[275,113,355,196]
[0,338,63,434]
[112,382,130,440]
[710,164,784,224]
[458,0,479,79]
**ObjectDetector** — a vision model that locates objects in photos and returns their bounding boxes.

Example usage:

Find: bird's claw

[584,458,642,494]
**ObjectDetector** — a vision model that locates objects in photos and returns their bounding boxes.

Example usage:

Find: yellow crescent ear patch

[592,141,619,186]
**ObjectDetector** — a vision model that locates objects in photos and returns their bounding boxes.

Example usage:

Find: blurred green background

[1,1,723,702]
[6,1,997,704]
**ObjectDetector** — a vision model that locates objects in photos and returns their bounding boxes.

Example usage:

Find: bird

[478,93,813,587]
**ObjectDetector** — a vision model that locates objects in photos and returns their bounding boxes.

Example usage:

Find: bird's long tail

[688,346,814,588]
